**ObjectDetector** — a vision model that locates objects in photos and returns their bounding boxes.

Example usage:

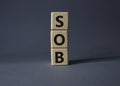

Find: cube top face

[51,12,68,29]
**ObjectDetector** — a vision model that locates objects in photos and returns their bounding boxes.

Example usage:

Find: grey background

[0,0,120,86]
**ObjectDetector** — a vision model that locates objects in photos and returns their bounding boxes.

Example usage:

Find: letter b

[55,52,64,63]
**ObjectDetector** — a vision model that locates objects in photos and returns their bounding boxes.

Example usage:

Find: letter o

[54,34,65,45]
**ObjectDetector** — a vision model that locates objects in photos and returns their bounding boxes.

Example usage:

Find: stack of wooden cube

[51,12,69,66]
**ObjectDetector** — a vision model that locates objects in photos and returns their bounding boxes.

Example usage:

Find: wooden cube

[51,12,68,29]
[51,31,68,48]
[51,48,68,65]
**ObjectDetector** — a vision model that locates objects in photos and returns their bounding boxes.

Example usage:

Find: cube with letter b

[51,12,68,66]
